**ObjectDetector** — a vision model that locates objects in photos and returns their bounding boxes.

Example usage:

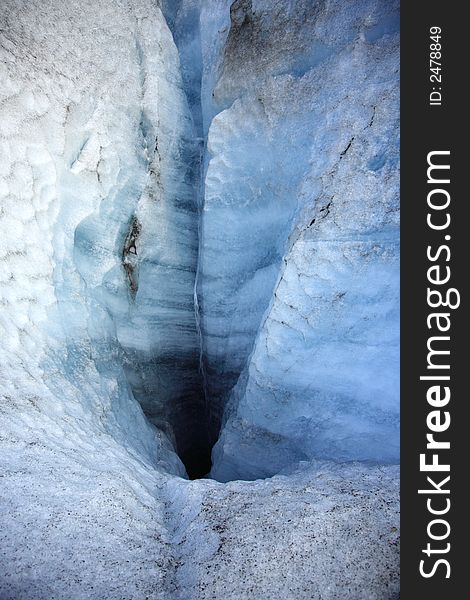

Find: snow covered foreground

[0,0,399,598]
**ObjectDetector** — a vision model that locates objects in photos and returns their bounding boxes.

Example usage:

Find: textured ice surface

[1,0,399,597]
[197,0,400,480]
[0,0,188,470]
[0,0,209,469]
[1,435,399,599]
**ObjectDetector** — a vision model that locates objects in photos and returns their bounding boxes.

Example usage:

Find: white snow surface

[1,0,399,598]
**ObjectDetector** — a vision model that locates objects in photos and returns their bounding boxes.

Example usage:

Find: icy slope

[0,0,209,473]
[196,0,400,480]
[1,437,399,599]
[163,462,399,599]
[0,1,186,596]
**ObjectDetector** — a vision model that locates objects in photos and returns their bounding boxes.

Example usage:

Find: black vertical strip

[401,3,466,597]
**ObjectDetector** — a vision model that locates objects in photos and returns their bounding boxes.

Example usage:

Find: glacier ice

[197,0,400,480]
[0,0,400,598]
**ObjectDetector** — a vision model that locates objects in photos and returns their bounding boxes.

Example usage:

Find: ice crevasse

[0,0,400,598]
